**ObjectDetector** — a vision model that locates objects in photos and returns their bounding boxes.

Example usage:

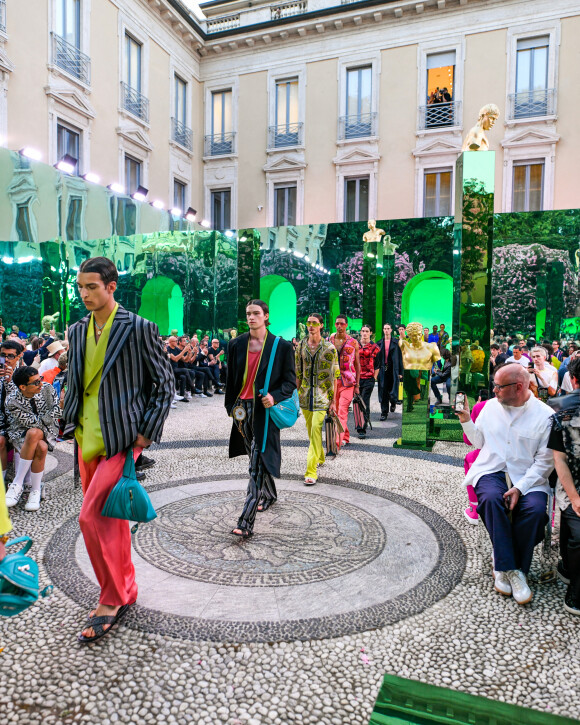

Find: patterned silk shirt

[296,338,340,412]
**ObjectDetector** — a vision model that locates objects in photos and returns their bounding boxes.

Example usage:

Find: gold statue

[399,322,441,370]
[363,220,386,243]
[462,103,500,152]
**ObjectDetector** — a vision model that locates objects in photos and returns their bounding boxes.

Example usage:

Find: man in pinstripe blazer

[63,257,174,643]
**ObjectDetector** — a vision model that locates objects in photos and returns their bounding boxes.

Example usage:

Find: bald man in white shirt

[457,363,553,604]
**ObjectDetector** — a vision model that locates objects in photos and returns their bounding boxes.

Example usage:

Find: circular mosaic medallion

[132,489,386,587]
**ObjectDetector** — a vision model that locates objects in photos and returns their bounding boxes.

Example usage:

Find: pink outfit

[335,379,355,447]
[463,400,487,522]
[78,446,142,607]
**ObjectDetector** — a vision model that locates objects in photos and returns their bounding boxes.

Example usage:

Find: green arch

[260,274,297,340]
[401,271,453,333]
[138,276,184,335]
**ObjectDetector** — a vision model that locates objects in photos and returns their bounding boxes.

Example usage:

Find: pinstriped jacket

[62,305,175,459]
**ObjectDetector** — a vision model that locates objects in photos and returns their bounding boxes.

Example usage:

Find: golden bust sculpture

[400,322,441,370]
[362,220,386,243]
[462,103,500,152]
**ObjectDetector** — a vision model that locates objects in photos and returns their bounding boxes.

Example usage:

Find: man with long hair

[226,300,296,537]
[63,257,174,643]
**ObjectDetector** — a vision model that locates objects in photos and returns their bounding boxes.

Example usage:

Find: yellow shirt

[0,468,11,536]
[75,304,118,462]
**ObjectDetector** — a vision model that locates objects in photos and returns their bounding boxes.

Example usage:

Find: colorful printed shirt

[359,343,380,379]
[330,334,358,387]
[296,338,339,411]
[548,391,580,511]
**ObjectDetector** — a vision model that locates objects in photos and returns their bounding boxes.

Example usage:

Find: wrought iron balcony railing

[171,117,193,151]
[204,132,236,156]
[418,101,461,130]
[268,123,303,149]
[0,0,6,33]
[121,81,149,123]
[338,112,377,140]
[508,89,555,120]
[51,32,91,85]
[271,0,307,20]
[206,14,240,33]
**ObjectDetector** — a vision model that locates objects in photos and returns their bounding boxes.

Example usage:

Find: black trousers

[377,366,395,416]
[237,399,277,533]
[174,369,195,396]
[561,504,580,602]
[358,378,375,432]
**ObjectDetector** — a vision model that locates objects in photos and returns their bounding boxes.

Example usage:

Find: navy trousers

[475,471,547,574]
[561,505,580,602]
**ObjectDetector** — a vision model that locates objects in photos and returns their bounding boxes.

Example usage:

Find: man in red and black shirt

[357,325,380,439]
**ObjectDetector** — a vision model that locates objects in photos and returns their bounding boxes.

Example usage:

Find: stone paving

[1,394,579,725]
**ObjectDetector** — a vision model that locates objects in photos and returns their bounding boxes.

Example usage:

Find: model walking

[63,257,174,643]
[376,323,403,420]
[329,314,360,453]
[356,325,380,439]
[296,314,339,484]
[226,300,296,537]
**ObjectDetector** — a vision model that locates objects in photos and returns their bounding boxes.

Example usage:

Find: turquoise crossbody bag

[0,537,53,617]
[101,447,157,532]
[260,336,300,453]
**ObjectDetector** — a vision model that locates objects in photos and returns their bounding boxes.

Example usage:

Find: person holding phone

[531,346,558,397]
[456,363,553,605]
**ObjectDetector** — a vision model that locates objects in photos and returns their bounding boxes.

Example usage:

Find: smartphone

[0,355,5,371]
[454,392,466,412]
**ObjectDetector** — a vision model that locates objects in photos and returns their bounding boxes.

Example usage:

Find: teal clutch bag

[101,447,157,530]
[0,537,53,617]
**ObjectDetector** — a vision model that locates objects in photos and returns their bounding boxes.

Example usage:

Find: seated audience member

[456,363,554,604]
[0,340,24,474]
[38,340,66,375]
[430,348,452,404]
[463,388,491,524]
[5,367,60,512]
[44,351,67,387]
[560,351,579,394]
[207,339,225,392]
[190,341,214,396]
[531,346,558,397]
[548,357,580,616]
[23,337,42,366]
[166,335,195,401]
[505,345,529,368]
[552,340,564,363]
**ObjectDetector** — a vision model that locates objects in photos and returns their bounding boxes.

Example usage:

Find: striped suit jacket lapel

[71,315,89,392]
[101,306,133,381]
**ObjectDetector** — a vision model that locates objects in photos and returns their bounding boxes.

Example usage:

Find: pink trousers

[78,447,142,607]
[335,380,355,448]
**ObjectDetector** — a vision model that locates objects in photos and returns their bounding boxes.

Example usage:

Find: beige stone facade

[0,0,577,230]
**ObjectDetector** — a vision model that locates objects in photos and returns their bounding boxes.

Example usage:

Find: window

[423,169,452,217]
[173,179,186,211]
[125,34,141,92]
[274,185,296,226]
[515,37,549,117]
[211,189,231,230]
[344,177,369,222]
[274,78,299,146]
[57,122,80,174]
[512,161,544,212]
[66,196,83,240]
[175,75,187,127]
[344,67,372,138]
[56,0,80,48]
[124,155,141,196]
[425,51,456,128]
[211,90,232,153]
[15,203,33,242]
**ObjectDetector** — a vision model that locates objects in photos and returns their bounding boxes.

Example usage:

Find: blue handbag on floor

[260,336,300,453]
[0,537,53,617]
[101,447,157,531]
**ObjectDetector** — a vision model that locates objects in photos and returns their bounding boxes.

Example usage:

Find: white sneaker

[493,570,512,596]
[24,489,41,512]
[507,570,532,604]
[174,394,184,401]
[5,481,23,507]
[184,391,192,400]
[170,402,177,409]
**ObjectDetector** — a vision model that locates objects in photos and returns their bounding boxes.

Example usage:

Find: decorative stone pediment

[413,135,462,158]
[116,124,153,153]
[333,146,380,166]
[0,48,14,76]
[263,154,307,172]
[44,85,95,120]
[501,126,560,149]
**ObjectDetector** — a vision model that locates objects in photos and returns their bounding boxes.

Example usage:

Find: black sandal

[231,528,253,538]
[258,499,276,512]
[78,603,131,644]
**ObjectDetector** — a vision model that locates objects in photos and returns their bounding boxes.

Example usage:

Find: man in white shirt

[505,346,530,368]
[457,363,553,604]
[38,340,65,375]
[531,346,558,395]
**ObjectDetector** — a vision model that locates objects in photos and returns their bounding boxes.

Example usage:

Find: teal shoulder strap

[260,336,280,453]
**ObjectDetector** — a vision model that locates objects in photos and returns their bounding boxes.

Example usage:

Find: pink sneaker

[464,502,479,524]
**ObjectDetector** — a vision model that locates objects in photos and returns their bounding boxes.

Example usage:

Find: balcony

[268,123,304,149]
[418,101,461,130]
[207,14,240,33]
[0,0,6,33]
[204,132,236,156]
[121,81,149,123]
[338,112,377,140]
[51,32,91,85]
[171,117,193,152]
[270,0,307,20]
[508,89,556,120]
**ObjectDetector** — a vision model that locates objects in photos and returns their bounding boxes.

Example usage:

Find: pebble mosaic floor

[1,394,579,725]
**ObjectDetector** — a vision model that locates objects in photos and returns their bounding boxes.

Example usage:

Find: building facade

[0,0,578,232]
